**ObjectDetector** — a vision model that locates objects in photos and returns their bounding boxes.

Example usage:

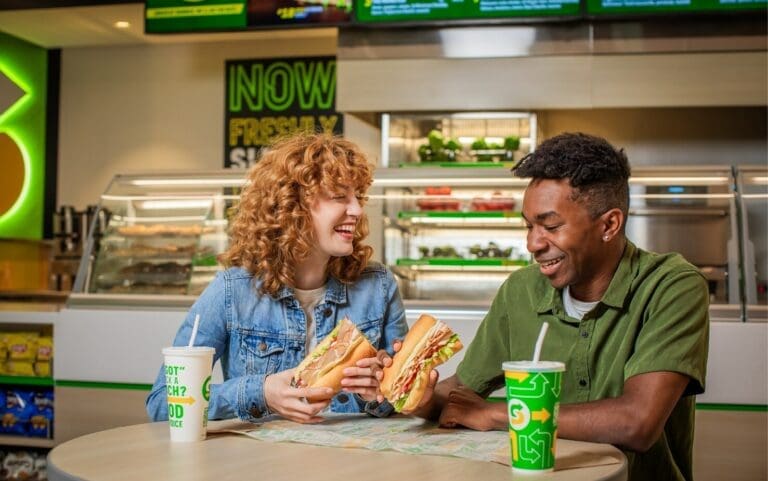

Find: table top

[48,421,627,481]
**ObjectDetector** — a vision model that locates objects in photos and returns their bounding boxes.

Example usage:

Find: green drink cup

[502,360,565,473]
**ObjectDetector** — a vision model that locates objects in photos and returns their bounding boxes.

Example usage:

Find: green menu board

[586,0,766,14]
[146,0,352,33]
[355,0,581,23]
[146,0,247,33]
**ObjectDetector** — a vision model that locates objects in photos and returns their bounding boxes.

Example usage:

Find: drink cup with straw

[163,313,215,442]
[502,322,565,473]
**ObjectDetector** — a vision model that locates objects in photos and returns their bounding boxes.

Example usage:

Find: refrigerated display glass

[381,112,537,168]
[377,114,742,315]
[373,168,532,302]
[71,172,245,302]
[736,165,768,316]
[626,166,740,307]
[69,159,749,321]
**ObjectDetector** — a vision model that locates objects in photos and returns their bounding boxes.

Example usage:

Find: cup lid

[162,346,215,356]
[502,360,565,372]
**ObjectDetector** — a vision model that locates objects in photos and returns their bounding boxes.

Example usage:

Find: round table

[48,421,627,481]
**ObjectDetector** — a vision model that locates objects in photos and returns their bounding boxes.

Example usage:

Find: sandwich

[292,316,376,401]
[381,314,463,413]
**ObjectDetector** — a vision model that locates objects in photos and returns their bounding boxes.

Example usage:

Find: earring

[603,235,609,241]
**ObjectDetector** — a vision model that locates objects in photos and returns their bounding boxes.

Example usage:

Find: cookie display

[116,224,213,236]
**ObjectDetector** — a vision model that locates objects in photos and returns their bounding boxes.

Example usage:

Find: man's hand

[438,385,507,431]
[263,369,333,423]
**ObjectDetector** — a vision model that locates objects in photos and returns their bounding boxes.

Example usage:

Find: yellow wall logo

[0,133,24,217]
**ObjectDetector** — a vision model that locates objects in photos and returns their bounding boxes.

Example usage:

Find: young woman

[146,133,407,423]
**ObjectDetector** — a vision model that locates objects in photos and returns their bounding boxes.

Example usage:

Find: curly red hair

[219,133,374,296]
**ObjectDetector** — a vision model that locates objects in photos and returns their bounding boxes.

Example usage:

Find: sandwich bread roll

[381,314,463,412]
[292,316,376,402]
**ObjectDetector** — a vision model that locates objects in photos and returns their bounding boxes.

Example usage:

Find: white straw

[532,322,549,363]
[188,314,201,348]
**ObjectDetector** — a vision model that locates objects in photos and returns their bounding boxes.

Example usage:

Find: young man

[410,132,709,481]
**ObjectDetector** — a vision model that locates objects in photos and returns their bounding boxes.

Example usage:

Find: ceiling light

[114,21,131,29]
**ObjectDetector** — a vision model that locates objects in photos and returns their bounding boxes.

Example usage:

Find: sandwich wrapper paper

[208,414,623,470]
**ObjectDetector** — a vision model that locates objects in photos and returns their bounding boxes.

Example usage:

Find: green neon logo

[0,64,32,223]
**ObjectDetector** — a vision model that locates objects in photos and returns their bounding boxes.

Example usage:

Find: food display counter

[70,171,242,303]
[375,112,742,309]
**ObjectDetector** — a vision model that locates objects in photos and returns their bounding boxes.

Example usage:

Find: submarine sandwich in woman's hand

[381,314,463,412]
[292,316,376,402]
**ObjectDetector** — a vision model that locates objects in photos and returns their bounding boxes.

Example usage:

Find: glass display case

[68,162,752,322]
[625,166,740,307]
[71,172,245,304]
[372,166,743,310]
[373,168,531,302]
[736,166,768,316]
[381,112,537,168]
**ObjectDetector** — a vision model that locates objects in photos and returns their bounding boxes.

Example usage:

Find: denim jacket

[146,262,407,422]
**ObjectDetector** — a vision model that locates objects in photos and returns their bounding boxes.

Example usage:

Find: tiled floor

[693,409,767,481]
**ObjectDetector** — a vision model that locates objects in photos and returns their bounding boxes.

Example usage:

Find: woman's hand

[263,369,333,423]
[340,342,400,403]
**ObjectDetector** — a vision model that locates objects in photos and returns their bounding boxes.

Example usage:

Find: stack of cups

[502,360,565,474]
[163,346,215,442]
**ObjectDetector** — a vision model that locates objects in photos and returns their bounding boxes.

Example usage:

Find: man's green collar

[600,240,635,308]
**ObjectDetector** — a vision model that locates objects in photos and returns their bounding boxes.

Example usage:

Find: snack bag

[6,333,38,362]
[34,362,51,378]
[0,334,9,375]
[33,454,47,481]
[0,389,34,436]
[0,333,8,361]
[28,390,54,438]
[2,451,35,481]
[5,361,35,377]
[36,337,53,362]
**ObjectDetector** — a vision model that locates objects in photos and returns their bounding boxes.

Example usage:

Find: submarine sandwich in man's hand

[292,316,376,402]
[381,314,463,412]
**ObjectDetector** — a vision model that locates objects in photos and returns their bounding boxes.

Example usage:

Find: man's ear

[600,208,624,242]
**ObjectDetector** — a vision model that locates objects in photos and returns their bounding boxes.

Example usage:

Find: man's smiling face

[522,178,607,294]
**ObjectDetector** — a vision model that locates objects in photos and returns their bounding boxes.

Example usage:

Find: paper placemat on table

[208,414,623,470]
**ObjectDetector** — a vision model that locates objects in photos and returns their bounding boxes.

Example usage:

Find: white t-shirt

[562,285,600,320]
[293,285,327,353]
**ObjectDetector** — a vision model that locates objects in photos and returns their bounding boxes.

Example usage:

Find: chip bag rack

[0,388,54,440]
[0,333,53,379]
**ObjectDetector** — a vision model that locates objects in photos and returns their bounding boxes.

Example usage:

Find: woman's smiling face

[309,187,365,261]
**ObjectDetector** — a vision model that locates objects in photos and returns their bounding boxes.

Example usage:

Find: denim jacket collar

[275,276,348,304]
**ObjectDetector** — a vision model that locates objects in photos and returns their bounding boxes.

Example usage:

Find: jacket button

[337,393,349,403]
[579,379,587,387]
[323,308,333,317]
[258,342,267,351]
[581,331,589,338]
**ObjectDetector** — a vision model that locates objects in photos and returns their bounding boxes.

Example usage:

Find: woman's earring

[603,235,609,241]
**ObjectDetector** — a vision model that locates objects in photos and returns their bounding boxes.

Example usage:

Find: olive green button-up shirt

[457,241,709,481]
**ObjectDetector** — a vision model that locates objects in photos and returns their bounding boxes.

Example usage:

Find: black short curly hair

[512,132,631,219]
